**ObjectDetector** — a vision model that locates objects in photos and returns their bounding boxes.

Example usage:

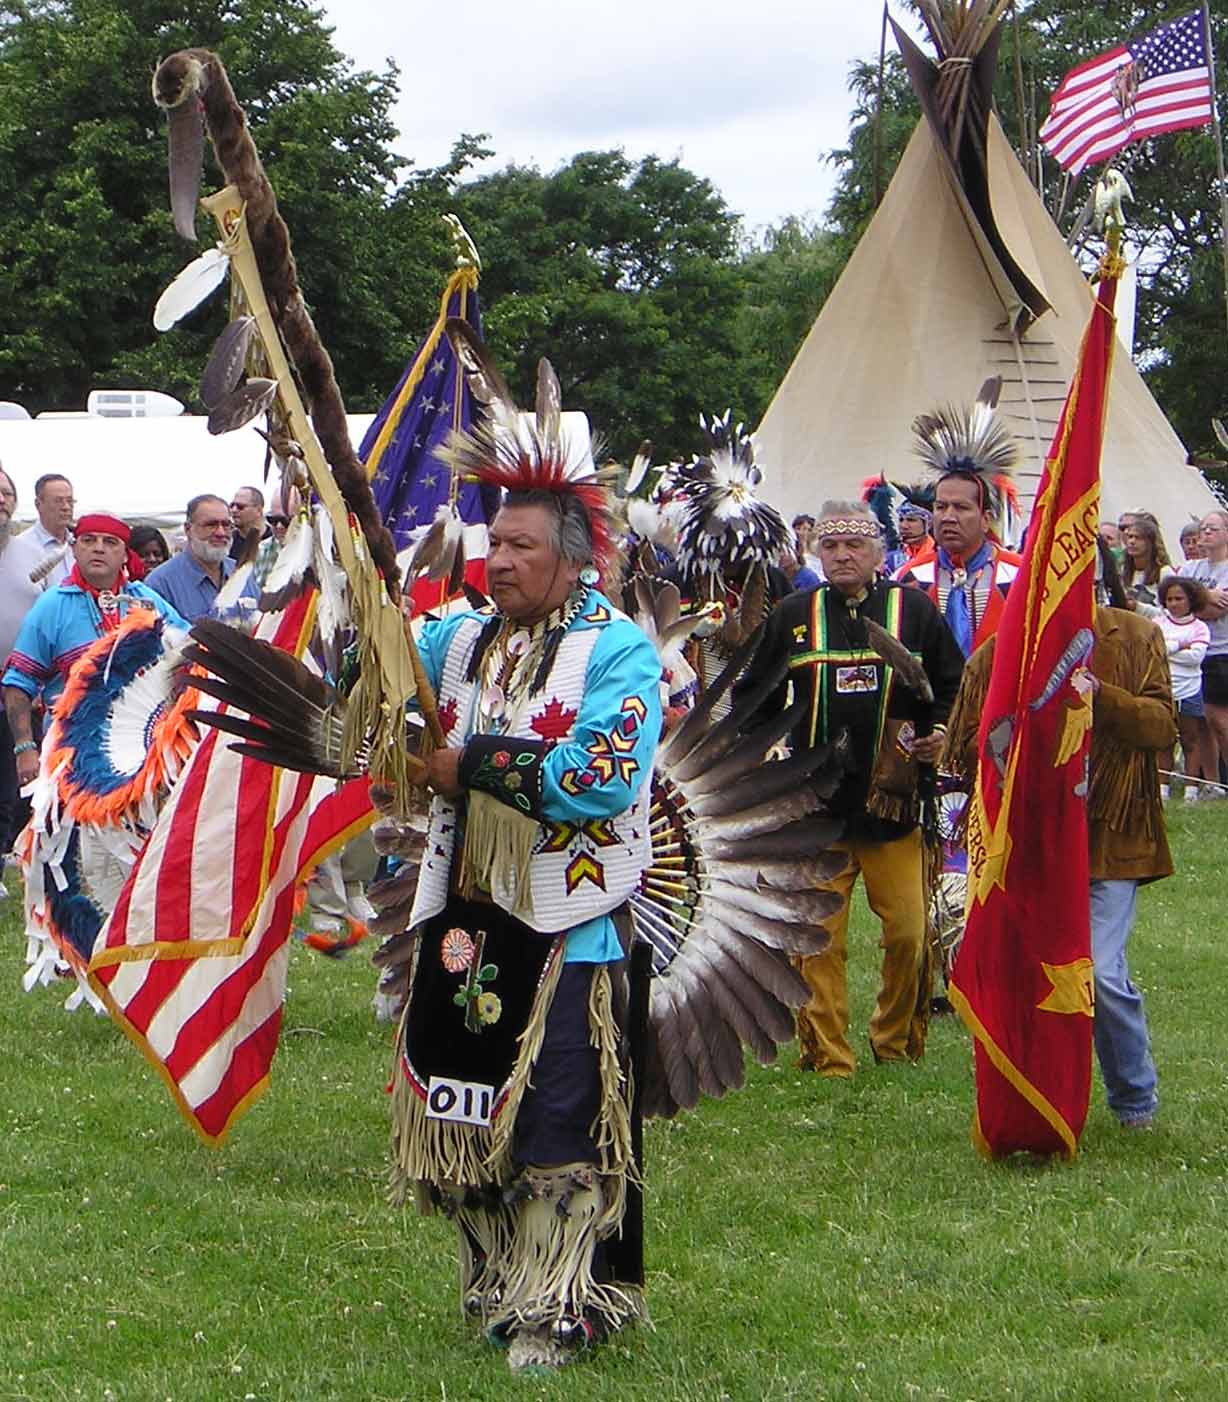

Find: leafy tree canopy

[452,151,756,462]
[38,1,1228,482]
[0,0,443,413]
[0,0,837,471]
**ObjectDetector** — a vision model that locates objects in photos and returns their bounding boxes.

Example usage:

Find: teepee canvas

[756,17,1216,551]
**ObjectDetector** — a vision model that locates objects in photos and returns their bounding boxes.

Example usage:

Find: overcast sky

[318,2,923,236]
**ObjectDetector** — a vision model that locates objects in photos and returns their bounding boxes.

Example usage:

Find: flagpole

[1201,0,1228,341]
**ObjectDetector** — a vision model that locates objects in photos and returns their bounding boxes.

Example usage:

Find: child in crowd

[1156,575,1211,801]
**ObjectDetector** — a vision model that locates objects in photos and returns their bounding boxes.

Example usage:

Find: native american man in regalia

[143,46,849,1373]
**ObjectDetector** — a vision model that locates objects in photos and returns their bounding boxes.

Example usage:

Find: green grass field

[1,801,1225,1402]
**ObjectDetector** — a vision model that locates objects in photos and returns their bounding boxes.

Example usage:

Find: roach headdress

[673,412,791,583]
[896,481,935,520]
[860,476,903,553]
[911,375,1019,525]
[437,318,620,586]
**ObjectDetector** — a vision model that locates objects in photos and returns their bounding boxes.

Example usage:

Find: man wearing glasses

[0,468,27,873]
[228,485,270,561]
[0,474,76,865]
[144,493,253,623]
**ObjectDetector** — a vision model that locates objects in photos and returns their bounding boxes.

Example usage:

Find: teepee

[756,10,1216,550]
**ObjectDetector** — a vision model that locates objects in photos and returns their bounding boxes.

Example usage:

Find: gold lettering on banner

[1036,957,1095,1017]
[966,784,1012,907]
[1036,485,1100,642]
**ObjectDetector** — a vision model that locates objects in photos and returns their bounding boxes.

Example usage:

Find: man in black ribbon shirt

[737,499,964,1075]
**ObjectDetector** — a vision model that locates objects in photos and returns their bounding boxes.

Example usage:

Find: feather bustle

[685,747,836,819]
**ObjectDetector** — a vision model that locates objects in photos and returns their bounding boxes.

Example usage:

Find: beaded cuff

[460,735,547,819]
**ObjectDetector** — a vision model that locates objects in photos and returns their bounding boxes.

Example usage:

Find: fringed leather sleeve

[940,638,994,782]
[1088,617,1176,841]
[1093,625,1178,753]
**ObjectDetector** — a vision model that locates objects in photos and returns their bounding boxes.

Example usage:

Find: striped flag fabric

[1040,9,1214,176]
[87,592,373,1145]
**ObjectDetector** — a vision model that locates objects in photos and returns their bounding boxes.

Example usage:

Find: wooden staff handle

[404,612,447,750]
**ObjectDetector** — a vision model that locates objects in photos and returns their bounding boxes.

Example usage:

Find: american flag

[1040,9,1215,176]
[362,268,491,613]
[87,592,373,1145]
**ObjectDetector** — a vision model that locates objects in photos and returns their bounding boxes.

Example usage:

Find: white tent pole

[873,2,889,209]
[1009,328,1048,491]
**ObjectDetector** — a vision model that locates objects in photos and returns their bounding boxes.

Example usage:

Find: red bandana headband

[71,513,147,584]
[74,513,131,544]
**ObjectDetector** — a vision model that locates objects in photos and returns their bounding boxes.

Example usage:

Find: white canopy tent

[0,413,376,529]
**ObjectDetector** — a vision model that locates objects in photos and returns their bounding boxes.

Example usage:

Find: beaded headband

[816,517,881,540]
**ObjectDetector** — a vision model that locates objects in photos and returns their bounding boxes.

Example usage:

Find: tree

[732,217,844,421]
[824,55,920,259]
[0,0,441,415]
[452,151,749,462]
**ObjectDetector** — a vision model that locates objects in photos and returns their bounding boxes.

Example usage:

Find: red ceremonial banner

[950,261,1121,1158]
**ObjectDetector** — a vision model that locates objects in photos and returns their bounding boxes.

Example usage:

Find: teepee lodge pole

[873,1,889,209]
[1010,0,1031,175]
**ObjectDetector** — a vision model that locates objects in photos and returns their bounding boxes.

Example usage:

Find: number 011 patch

[425,1075,494,1127]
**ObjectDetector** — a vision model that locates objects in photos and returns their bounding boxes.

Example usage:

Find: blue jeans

[1090,879,1158,1123]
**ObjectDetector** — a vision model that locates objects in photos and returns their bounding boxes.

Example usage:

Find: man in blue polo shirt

[145,493,256,623]
[4,513,187,790]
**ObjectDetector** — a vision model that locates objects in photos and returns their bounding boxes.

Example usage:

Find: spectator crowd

[0,470,283,888]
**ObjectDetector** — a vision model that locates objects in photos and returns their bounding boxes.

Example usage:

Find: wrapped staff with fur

[149,48,424,803]
[151,48,397,591]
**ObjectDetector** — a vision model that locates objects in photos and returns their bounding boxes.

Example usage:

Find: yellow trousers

[795,827,925,1075]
